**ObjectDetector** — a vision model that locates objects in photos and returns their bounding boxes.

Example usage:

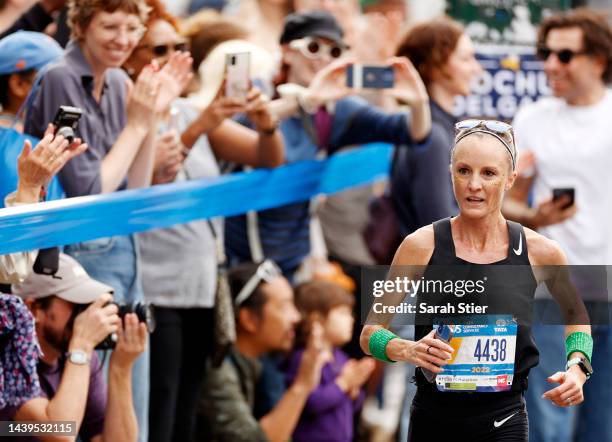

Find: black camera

[52,105,83,143]
[96,302,156,350]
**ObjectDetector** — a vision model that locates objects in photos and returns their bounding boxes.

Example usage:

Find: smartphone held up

[347,64,394,89]
[225,52,250,102]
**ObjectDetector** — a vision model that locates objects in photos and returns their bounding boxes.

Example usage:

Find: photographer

[1,253,147,442]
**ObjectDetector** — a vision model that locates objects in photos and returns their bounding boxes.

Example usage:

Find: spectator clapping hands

[154,51,193,113]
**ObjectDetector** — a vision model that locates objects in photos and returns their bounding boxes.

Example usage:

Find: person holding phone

[361,119,592,441]
[225,10,432,280]
[122,4,284,441]
[22,1,193,440]
[503,9,612,442]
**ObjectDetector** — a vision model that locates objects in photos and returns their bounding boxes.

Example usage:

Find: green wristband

[565,332,593,363]
[369,328,398,363]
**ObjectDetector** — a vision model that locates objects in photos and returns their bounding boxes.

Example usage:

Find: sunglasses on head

[138,42,188,57]
[234,260,282,307]
[289,37,345,60]
[536,46,587,64]
[454,119,516,169]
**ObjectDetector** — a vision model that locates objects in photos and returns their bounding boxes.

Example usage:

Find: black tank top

[413,217,539,397]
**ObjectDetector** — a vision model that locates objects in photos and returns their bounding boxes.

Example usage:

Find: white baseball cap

[12,253,114,304]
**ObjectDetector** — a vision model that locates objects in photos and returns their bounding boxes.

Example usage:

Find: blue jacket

[225,96,428,276]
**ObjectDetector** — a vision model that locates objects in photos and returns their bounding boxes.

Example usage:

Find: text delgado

[372,277,487,298]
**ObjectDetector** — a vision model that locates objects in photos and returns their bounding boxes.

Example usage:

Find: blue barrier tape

[0,143,393,254]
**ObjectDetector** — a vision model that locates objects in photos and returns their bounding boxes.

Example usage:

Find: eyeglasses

[454,119,516,170]
[136,42,188,57]
[536,46,587,64]
[97,22,146,40]
[289,37,346,60]
[234,260,282,307]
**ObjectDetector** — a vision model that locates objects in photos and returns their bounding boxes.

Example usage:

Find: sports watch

[566,356,593,380]
[66,349,90,366]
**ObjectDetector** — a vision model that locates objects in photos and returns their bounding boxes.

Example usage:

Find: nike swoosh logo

[494,412,517,428]
[513,233,523,255]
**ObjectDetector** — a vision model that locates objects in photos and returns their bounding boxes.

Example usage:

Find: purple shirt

[284,347,364,442]
[0,352,107,441]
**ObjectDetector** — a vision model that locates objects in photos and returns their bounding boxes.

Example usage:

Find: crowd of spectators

[0,0,610,441]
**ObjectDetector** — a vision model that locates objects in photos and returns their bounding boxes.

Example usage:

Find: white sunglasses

[234,260,282,307]
[289,37,345,60]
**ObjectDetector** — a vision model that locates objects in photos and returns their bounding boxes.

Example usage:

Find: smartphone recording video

[347,64,394,89]
[225,52,250,102]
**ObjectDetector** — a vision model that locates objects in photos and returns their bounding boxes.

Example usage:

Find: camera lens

[119,302,156,333]
[56,126,75,143]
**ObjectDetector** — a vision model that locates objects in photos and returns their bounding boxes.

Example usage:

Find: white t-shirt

[513,89,612,265]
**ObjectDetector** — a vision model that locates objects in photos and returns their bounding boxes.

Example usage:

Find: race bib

[435,315,517,393]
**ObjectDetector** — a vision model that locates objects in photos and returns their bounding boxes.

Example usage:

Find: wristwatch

[66,349,90,366]
[566,356,593,380]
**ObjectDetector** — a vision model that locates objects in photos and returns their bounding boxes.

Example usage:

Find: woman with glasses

[23,1,192,440]
[122,3,284,441]
[360,120,593,441]
[224,10,432,280]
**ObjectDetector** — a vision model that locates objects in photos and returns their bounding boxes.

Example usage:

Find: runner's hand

[387,329,453,373]
[542,368,585,407]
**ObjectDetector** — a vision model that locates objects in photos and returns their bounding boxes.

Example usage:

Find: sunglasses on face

[536,46,587,64]
[289,37,345,60]
[137,42,188,57]
[454,119,516,170]
[234,260,283,307]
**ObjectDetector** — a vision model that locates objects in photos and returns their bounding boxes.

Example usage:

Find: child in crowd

[284,280,375,442]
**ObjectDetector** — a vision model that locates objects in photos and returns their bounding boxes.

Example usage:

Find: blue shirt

[391,100,458,237]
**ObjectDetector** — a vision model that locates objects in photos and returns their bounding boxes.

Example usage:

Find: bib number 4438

[473,338,507,362]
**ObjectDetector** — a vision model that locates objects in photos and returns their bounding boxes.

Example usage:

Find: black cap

[280,11,346,46]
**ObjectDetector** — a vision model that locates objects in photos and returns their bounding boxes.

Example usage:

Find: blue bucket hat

[0,31,63,75]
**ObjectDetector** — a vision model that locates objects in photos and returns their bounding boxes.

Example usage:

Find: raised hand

[70,293,120,354]
[194,83,246,134]
[245,87,277,132]
[295,322,332,392]
[383,57,429,107]
[303,58,357,111]
[16,123,87,203]
[126,65,161,130]
[533,197,577,228]
[111,313,148,369]
[155,51,193,113]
